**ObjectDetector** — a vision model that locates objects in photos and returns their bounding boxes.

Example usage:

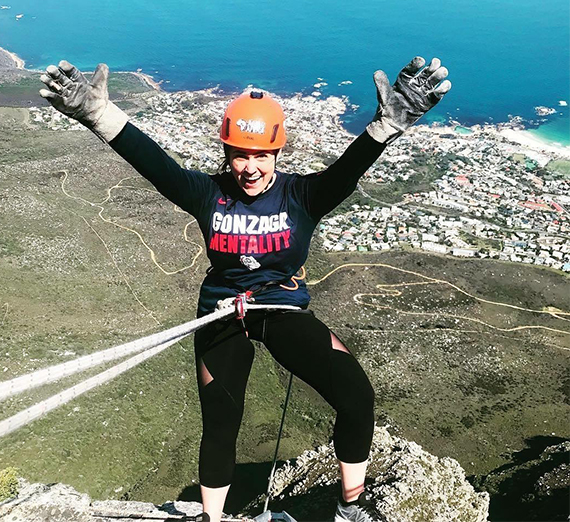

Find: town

[29,86,570,272]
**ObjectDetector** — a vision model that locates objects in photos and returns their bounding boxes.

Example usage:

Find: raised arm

[39,60,210,213]
[300,56,451,220]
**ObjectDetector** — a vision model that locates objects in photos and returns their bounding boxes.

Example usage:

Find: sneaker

[194,513,210,522]
[334,491,384,522]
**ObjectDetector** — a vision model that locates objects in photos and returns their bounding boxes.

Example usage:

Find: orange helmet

[220,91,286,150]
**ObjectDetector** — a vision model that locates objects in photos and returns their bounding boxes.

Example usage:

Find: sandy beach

[424,122,570,160]
[499,128,570,159]
[0,46,25,69]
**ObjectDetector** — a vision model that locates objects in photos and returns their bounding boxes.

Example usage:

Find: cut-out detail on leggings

[331,332,351,354]
[199,358,214,388]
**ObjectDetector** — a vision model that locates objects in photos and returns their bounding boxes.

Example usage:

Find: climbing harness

[233,292,251,321]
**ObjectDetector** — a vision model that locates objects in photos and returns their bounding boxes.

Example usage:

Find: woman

[39,56,450,522]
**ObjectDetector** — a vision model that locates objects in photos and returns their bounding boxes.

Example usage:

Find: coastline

[0,44,566,157]
[129,71,163,91]
[421,122,570,161]
[0,45,25,69]
[0,45,162,92]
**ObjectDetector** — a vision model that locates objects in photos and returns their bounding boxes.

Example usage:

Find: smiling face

[228,147,277,196]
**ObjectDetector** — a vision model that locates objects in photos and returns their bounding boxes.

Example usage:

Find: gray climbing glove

[367,56,451,144]
[39,60,128,142]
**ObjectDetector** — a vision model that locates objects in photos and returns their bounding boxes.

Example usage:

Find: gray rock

[269,425,490,522]
[0,479,92,522]
[0,478,203,522]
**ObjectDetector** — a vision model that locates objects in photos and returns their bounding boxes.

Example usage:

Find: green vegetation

[0,237,24,257]
[0,71,153,109]
[512,153,526,165]
[329,152,445,215]
[307,249,570,480]
[107,72,156,96]
[361,153,444,205]
[0,73,42,99]
[458,230,502,251]
[0,467,19,502]
[546,159,570,178]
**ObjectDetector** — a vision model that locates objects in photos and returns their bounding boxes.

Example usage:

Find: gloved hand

[367,56,451,144]
[39,60,128,142]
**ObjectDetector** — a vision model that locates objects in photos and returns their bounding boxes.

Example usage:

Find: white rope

[0,338,178,438]
[0,301,300,437]
[0,303,297,402]
[0,309,232,402]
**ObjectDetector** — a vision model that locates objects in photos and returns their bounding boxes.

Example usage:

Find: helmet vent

[270,124,279,143]
[250,91,264,99]
[224,117,231,138]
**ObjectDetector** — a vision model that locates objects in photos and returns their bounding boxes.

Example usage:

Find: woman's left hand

[367,56,451,144]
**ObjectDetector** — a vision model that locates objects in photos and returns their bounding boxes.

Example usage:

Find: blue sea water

[1,0,568,144]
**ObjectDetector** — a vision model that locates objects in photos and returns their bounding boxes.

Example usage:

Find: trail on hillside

[308,262,570,346]
[70,209,160,326]
[60,169,203,275]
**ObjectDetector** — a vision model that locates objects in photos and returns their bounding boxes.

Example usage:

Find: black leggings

[194,310,375,488]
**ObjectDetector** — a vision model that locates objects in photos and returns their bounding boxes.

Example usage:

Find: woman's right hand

[39,60,128,142]
[39,61,109,128]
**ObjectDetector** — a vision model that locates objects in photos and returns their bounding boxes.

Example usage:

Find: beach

[499,128,570,160]
[422,122,570,161]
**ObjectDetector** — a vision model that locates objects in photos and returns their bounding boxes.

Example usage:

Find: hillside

[0,70,568,520]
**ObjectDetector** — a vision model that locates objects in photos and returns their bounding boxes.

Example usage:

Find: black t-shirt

[110,122,385,314]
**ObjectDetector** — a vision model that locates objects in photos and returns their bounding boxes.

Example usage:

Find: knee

[340,378,375,421]
[330,352,375,416]
[356,377,375,412]
[200,380,244,438]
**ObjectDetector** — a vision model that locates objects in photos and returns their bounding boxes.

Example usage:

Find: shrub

[0,467,19,502]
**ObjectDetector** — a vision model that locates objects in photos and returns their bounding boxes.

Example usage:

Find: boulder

[269,425,489,522]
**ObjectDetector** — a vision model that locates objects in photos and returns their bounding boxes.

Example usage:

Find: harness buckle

[234,291,253,320]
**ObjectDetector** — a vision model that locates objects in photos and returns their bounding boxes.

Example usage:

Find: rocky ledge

[0,479,203,522]
[264,425,489,522]
[0,426,489,522]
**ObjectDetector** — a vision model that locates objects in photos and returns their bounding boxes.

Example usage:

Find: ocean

[1,0,568,144]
